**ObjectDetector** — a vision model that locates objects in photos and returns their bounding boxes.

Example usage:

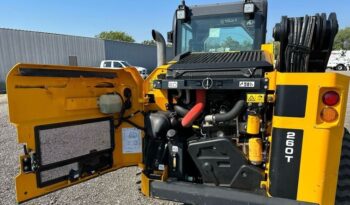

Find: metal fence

[0,28,174,92]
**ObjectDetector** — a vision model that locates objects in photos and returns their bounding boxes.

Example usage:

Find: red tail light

[322,91,339,106]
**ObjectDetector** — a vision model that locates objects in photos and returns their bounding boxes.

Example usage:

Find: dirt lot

[0,72,350,204]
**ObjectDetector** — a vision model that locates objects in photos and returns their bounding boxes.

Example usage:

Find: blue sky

[0,0,349,43]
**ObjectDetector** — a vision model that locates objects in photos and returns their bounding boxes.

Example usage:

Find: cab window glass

[113,62,123,68]
[177,14,257,54]
[104,62,112,67]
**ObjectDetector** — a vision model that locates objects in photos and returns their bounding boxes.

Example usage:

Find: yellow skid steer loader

[6,0,350,204]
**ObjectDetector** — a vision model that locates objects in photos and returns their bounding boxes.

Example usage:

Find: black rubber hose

[213,100,245,122]
[174,105,189,117]
[124,119,145,130]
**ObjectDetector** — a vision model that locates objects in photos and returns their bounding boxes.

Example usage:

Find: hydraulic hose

[204,100,245,123]
[181,90,206,127]
[184,90,191,104]
[174,105,189,117]
[273,13,338,72]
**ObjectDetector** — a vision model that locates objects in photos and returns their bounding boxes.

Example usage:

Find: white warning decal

[239,81,255,88]
[122,128,142,154]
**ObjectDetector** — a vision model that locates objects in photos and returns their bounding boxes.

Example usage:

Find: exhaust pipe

[152,30,166,66]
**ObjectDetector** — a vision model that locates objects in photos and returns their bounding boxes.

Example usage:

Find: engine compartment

[144,88,273,192]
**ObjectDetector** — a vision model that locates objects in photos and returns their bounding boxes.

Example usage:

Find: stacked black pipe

[273,13,338,72]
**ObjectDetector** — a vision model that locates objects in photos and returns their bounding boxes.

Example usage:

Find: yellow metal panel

[7,64,144,203]
[143,64,171,112]
[261,43,274,56]
[265,70,277,91]
[65,97,98,110]
[141,172,150,197]
[261,43,275,64]
[266,72,349,205]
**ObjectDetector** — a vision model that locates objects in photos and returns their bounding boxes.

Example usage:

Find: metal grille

[179,70,248,78]
[177,51,264,65]
[38,119,112,166]
[168,51,272,72]
[39,163,78,183]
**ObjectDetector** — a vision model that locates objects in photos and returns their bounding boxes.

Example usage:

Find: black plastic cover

[269,128,304,199]
[19,68,117,79]
[144,112,171,139]
[274,85,308,118]
[188,137,263,191]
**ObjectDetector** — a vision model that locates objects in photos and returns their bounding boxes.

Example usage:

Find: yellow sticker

[247,94,265,103]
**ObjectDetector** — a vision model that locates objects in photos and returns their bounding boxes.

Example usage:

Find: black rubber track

[335,128,350,205]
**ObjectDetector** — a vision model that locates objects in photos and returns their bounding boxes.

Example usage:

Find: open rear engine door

[7,64,144,203]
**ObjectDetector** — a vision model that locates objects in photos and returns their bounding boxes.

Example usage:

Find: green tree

[142,40,157,46]
[240,40,253,51]
[142,40,173,47]
[95,31,135,43]
[334,27,350,50]
[273,41,281,59]
[221,37,240,51]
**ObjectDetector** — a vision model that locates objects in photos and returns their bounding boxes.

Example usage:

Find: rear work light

[322,91,340,106]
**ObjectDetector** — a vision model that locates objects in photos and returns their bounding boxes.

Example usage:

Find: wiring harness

[273,13,338,72]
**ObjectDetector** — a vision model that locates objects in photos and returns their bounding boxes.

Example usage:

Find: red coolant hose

[181,90,206,127]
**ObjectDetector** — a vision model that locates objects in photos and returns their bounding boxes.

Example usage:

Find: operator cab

[169,0,268,56]
[160,0,273,83]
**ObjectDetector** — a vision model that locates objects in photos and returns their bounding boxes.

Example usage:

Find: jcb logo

[285,132,295,163]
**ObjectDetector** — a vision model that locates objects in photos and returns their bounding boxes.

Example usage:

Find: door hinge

[22,145,39,173]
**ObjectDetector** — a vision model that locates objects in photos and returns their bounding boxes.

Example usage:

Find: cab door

[6,64,144,203]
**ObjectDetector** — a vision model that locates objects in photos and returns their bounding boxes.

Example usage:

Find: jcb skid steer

[6,0,350,204]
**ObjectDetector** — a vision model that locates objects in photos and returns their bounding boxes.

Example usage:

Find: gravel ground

[0,95,177,205]
[1,72,350,205]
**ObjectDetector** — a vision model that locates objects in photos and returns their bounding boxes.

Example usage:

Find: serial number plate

[239,81,255,88]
